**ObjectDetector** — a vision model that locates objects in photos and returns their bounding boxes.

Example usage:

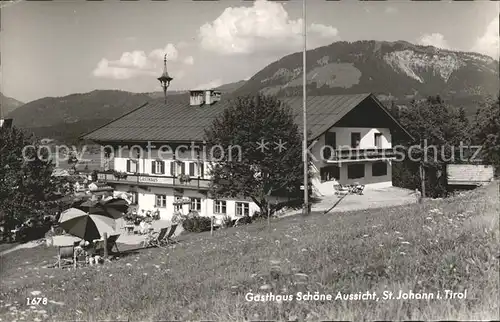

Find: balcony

[324,148,396,163]
[97,171,211,190]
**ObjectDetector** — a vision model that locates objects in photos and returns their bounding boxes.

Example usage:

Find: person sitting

[186,209,199,219]
[152,208,161,220]
[171,209,183,229]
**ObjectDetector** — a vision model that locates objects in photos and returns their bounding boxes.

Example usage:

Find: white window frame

[155,194,167,208]
[128,191,139,205]
[214,200,227,214]
[153,161,164,174]
[127,159,138,173]
[190,197,202,211]
[170,161,185,176]
[235,202,249,217]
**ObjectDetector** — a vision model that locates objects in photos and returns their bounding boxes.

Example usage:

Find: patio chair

[350,183,365,195]
[333,183,350,196]
[57,245,76,268]
[141,227,169,248]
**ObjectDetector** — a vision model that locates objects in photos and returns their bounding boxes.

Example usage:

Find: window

[170,161,185,176]
[188,161,205,177]
[323,131,336,159]
[374,133,382,149]
[151,160,165,174]
[347,164,365,179]
[174,196,183,212]
[320,165,340,182]
[128,191,138,205]
[236,202,250,217]
[190,197,202,211]
[372,161,387,177]
[155,194,167,208]
[214,200,227,214]
[126,159,138,173]
[351,132,361,148]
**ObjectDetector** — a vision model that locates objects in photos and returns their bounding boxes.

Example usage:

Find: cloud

[471,15,499,59]
[198,0,339,55]
[92,58,156,80]
[93,43,193,80]
[193,79,223,90]
[417,33,450,49]
[149,43,179,62]
[384,7,398,14]
[183,56,194,65]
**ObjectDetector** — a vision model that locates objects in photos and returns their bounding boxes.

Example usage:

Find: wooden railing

[97,172,211,189]
[324,148,396,162]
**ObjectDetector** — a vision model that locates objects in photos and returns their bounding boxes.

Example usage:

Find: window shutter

[126,160,131,172]
[189,162,195,176]
[170,162,175,176]
[151,161,156,174]
[199,163,204,177]
[160,161,165,174]
[180,162,185,175]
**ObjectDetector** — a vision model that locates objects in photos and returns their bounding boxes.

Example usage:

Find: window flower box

[113,171,128,180]
[177,174,191,183]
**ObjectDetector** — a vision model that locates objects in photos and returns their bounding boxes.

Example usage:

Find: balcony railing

[324,147,396,162]
[97,172,211,190]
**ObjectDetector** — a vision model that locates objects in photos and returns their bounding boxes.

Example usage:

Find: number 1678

[26,297,48,305]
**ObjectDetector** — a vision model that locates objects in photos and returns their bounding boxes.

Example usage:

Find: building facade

[83,90,412,221]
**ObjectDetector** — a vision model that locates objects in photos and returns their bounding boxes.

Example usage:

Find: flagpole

[302,0,309,215]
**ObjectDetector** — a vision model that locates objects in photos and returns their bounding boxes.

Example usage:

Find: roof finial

[158,53,173,104]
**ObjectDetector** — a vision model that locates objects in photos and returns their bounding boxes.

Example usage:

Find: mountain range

[234,40,499,111]
[0,92,24,117]
[4,40,499,143]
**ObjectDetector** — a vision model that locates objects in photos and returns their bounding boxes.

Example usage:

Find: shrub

[182,216,212,233]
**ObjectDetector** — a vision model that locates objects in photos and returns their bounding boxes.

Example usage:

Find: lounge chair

[141,227,169,248]
[163,224,179,244]
[94,234,121,255]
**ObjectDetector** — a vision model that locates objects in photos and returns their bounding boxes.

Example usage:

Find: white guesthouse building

[82,90,412,222]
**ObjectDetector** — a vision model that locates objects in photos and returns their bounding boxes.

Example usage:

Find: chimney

[189,89,221,106]
[205,90,213,105]
[189,90,204,106]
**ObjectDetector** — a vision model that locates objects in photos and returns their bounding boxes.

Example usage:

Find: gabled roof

[82,93,412,143]
[280,93,370,140]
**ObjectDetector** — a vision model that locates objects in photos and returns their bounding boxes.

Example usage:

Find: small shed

[447,164,495,186]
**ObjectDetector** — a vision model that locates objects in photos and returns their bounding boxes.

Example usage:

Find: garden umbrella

[75,199,128,220]
[100,198,129,219]
[58,208,118,241]
[77,200,107,215]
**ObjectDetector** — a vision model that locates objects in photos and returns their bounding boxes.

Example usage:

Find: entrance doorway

[320,165,340,182]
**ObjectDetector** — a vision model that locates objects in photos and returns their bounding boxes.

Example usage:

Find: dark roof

[82,93,410,142]
[82,94,229,142]
[282,93,370,140]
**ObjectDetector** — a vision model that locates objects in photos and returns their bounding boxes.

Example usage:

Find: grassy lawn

[0,183,498,321]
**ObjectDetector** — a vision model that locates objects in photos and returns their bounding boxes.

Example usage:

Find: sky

[1,0,499,103]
